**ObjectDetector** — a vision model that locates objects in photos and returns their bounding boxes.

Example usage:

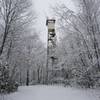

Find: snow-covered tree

[53,0,100,88]
[0,0,37,92]
[0,60,18,93]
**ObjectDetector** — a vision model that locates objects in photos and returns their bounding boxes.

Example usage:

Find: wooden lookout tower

[46,18,58,83]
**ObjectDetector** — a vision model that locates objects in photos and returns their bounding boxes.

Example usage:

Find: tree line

[54,0,100,88]
[0,0,46,93]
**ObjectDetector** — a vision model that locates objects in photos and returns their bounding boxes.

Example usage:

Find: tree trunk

[26,69,29,86]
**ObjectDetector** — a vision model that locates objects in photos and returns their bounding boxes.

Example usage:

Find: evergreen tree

[0,60,18,93]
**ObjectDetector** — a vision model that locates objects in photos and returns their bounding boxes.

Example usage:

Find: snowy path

[1,85,100,100]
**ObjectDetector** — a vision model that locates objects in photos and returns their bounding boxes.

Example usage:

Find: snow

[0,85,100,100]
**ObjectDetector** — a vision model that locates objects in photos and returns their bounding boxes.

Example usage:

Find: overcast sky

[32,0,75,44]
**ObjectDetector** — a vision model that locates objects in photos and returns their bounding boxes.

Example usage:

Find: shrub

[0,61,18,93]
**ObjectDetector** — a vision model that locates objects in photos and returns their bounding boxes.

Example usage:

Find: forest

[0,0,100,98]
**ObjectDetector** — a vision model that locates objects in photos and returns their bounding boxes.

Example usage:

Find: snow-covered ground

[0,85,100,100]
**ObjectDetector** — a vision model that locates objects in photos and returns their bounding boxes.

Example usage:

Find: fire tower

[46,18,58,82]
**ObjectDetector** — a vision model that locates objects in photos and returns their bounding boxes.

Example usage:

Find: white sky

[32,0,75,44]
